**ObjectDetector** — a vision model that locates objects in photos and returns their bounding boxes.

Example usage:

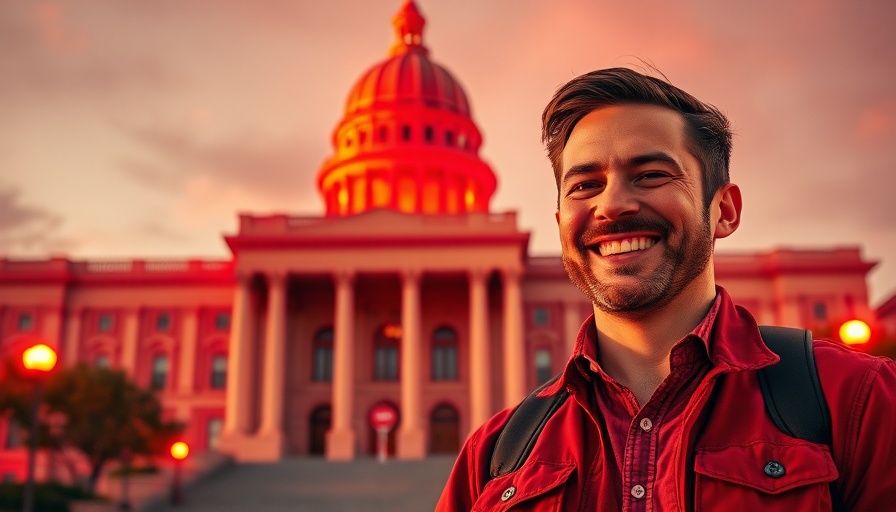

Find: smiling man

[436,68,896,511]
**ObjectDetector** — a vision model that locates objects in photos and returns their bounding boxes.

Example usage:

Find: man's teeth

[598,237,656,256]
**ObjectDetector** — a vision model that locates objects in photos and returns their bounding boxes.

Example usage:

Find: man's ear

[713,183,742,239]
[555,209,560,226]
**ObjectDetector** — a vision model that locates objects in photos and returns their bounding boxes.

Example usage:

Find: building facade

[0,1,880,474]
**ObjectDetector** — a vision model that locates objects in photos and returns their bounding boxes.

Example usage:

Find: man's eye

[636,172,672,186]
[571,181,602,192]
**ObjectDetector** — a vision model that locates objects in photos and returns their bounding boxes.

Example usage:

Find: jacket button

[501,486,516,502]
[764,461,786,478]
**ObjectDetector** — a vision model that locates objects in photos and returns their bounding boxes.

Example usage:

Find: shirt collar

[548,286,779,396]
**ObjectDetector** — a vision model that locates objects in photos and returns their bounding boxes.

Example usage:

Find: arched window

[210,354,227,389]
[151,355,169,390]
[313,327,334,382]
[534,349,552,385]
[431,326,458,381]
[374,324,401,381]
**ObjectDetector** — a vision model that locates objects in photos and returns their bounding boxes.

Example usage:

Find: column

[398,270,425,459]
[327,271,356,460]
[501,268,526,408]
[178,308,199,395]
[563,300,584,357]
[120,308,140,376]
[258,273,287,457]
[40,306,63,354]
[62,308,83,367]
[468,269,491,433]
[222,274,254,439]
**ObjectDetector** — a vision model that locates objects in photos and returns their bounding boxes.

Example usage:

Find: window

[813,302,827,320]
[533,307,550,326]
[4,420,22,449]
[17,313,33,331]
[207,418,223,451]
[401,125,411,141]
[431,326,458,381]
[95,355,110,369]
[445,131,454,146]
[151,355,169,390]
[424,125,434,142]
[210,355,227,389]
[98,313,113,332]
[379,126,388,142]
[156,313,171,331]
[215,312,230,330]
[534,349,552,385]
[313,327,334,382]
[374,324,401,381]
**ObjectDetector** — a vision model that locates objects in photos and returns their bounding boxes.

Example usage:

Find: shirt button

[639,418,653,432]
[630,484,646,499]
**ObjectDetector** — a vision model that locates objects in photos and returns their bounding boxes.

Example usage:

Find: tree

[0,360,183,493]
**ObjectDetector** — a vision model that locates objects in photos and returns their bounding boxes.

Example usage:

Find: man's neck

[591,277,717,406]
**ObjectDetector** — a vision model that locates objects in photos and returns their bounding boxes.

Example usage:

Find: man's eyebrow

[628,151,681,169]
[561,162,603,187]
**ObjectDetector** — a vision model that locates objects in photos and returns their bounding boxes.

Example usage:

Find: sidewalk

[147,456,456,512]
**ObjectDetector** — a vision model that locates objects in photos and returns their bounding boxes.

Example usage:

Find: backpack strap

[757,326,832,445]
[488,374,569,478]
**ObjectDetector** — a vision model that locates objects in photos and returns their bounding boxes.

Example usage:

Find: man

[436,68,896,511]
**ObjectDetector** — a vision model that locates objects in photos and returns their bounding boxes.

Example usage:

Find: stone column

[40,306,63,355]
[222,274,254,439]
[468,269,491,433]
[62,308,83,367]
[501,268,526,408]
[178,308,199,395]
[397,270,425,459]
[120,308,140,376]
[327,271,356,460]
[258,273,287,458]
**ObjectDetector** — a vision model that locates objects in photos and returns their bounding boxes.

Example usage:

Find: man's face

[555,104,716,314]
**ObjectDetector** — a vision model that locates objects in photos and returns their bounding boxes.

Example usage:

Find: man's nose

[593,179,639,220]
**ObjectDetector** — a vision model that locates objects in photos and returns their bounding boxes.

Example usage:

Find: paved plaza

[148,456,456,512]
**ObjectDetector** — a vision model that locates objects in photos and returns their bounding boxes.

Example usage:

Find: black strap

[488,374,569,478]
[757,326,832,445]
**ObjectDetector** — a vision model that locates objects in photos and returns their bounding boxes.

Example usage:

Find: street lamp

[21,343,57,512]
[840,319,872,345]
[170,441,189,506]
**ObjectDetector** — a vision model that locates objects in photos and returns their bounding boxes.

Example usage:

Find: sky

[2,0,895,305]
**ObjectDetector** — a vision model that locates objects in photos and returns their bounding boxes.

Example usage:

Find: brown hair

[542,67,732,206]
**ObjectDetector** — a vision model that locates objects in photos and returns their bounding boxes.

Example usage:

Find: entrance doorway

[309,405,331,456]
[429,404,460,453]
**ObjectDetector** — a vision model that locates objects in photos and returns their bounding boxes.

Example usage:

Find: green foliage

[0,360,184,494]
[0,482,97,512]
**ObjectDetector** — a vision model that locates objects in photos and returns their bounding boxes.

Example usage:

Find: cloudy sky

[2,0,895,305]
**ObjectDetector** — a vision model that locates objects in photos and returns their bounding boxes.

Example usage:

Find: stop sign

[369,403,399,431]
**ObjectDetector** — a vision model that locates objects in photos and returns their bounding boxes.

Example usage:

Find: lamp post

[21,343,58,512]
[840,319,872,345]
[170,441,189,506]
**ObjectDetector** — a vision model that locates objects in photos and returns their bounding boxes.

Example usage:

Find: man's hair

[542,67,732,206]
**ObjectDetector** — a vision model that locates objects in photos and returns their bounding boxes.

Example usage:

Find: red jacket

[436,290,896,511]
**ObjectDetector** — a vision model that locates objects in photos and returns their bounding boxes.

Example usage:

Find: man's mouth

[596,237,657,257]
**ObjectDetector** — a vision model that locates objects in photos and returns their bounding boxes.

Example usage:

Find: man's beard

[562,212,713,314]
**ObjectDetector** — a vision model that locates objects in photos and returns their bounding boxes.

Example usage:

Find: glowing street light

[839,319,871,345]
[21,343,57,512]
[170,441,189,506]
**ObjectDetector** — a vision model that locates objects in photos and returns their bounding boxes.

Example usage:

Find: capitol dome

[317,0,497,216]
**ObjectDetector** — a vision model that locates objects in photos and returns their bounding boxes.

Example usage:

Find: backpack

[488,326,843,509]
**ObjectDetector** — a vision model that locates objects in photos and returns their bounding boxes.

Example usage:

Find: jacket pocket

[694,441,838,511]
[472,460,575,512]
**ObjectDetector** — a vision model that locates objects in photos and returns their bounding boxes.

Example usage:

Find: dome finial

[390,0,428,56]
